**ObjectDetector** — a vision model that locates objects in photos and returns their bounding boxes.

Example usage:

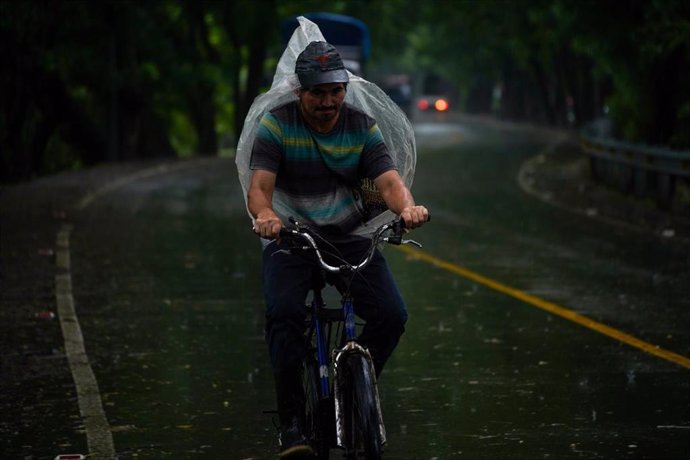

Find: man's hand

[400,205,429,229]
[253,209,283,239]
[373,171,428,230]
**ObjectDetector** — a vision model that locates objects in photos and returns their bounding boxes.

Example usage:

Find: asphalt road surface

[2,114,689,459]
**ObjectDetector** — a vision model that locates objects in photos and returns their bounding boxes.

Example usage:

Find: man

[248,41,428,457]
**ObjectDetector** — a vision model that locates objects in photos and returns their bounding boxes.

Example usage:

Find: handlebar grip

[251,226,289,240]
[396,213,431,231]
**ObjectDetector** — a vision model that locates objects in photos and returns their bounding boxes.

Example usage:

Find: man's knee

[380,296,408,328]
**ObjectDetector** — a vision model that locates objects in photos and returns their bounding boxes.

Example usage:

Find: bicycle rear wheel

[303,357,331,459]
[343,354,383,460]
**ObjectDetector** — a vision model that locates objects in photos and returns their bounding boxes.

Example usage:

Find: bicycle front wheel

[343,354,384,460]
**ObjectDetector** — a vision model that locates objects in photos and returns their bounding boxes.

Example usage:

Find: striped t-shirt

[250,101,396,237]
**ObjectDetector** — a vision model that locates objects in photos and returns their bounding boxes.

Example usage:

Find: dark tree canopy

[2,0,688,182]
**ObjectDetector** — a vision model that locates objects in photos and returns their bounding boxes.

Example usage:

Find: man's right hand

[253,210,283,239]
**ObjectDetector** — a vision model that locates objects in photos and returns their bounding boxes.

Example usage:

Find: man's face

[298,83,347,126]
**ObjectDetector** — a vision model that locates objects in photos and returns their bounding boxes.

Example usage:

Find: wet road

[2,115,689,459]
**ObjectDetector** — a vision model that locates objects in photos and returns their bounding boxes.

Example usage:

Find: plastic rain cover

[235,16,416,236]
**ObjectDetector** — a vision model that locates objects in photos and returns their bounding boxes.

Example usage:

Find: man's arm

[373,170,428,229]
[247,169,283,238]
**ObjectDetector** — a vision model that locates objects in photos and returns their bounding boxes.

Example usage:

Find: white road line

[76,158,218,210]
[56,225,115,459]
[57,158,220,456]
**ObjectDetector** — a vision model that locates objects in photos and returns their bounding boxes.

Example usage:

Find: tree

[2,0,688,182]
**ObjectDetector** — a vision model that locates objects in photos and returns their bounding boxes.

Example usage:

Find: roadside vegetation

[1,0,688,182]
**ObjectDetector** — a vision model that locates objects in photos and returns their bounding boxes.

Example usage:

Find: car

[416,95,450,112]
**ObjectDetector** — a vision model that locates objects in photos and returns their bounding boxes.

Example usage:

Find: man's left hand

[400,205,429,229]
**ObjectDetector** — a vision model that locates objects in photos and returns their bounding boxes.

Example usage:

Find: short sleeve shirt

[250,101,396,236]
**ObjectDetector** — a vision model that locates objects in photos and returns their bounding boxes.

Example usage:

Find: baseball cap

[295,41,349,88]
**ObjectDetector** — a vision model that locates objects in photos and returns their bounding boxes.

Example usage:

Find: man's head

[295,41,349,88]
[295,42,349,132]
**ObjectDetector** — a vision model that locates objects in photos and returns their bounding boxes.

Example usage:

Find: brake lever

[382,236,422,248]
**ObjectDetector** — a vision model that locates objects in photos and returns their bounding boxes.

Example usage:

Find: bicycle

[277,216,425,459]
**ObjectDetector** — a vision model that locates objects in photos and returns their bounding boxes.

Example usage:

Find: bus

[280,12,370,76]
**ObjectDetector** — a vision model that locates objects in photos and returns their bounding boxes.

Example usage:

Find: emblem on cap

[315,54,329,69]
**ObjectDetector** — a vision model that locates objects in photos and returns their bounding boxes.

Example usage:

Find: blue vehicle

[281,12,371,76]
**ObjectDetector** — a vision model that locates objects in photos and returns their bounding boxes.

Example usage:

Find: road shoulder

[519,135,690,243]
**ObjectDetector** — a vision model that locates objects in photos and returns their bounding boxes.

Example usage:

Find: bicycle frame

[311,290,330,397]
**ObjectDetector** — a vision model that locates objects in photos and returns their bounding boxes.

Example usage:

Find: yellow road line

[396,244,690,370]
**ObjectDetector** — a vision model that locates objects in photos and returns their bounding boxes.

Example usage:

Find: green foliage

[43,127,83,174]
[368,0,690,147]
[168,110,197,159]
[2,0,688,181]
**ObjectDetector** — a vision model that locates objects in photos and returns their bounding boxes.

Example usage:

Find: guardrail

[580,119,690,209]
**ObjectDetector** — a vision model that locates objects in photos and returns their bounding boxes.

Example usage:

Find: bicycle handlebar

[278,216,427,274]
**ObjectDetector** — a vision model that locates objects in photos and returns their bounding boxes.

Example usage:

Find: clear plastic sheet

[235,17,416,233]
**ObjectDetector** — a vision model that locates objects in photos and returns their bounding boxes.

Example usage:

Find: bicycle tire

[342,354,383,460]
[303,357,331,459]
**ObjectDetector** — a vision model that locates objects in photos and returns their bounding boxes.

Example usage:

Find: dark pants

[262,237,408,376]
